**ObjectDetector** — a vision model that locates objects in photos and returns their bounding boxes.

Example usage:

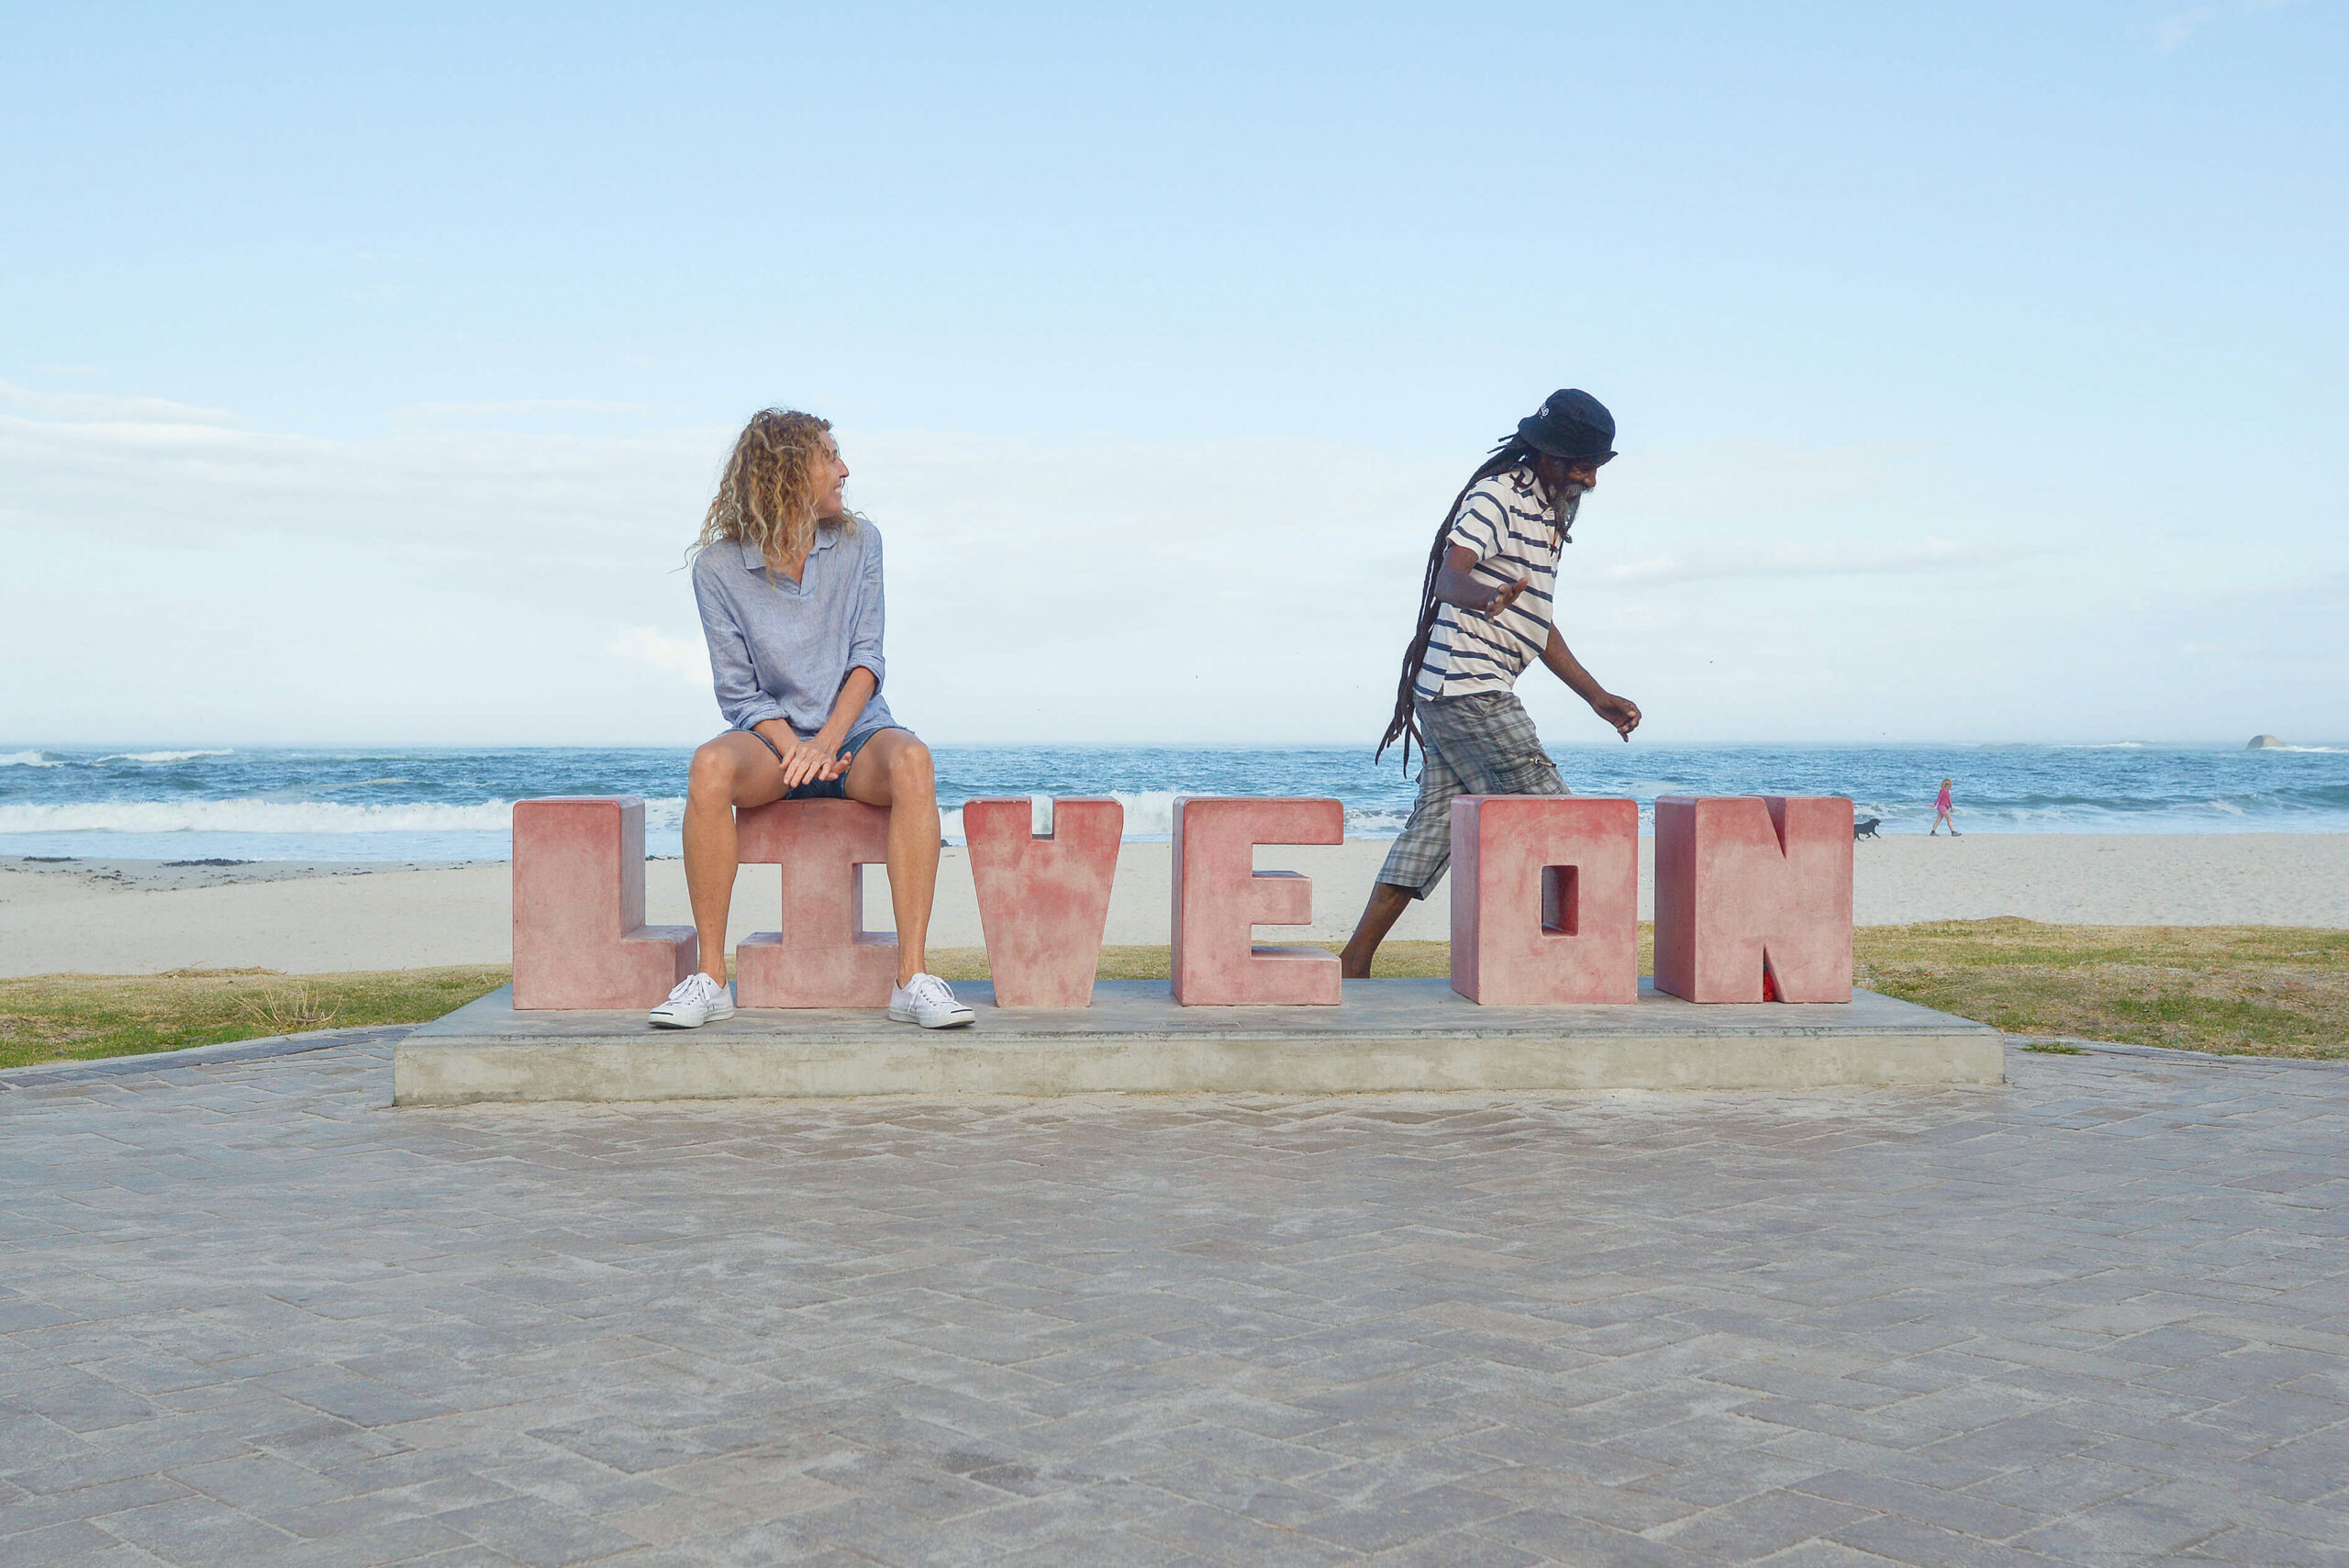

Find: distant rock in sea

[2247,734,2288,750]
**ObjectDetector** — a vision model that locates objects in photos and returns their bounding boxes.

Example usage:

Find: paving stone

[2131,1476,2349,1553]
[1472,1507,1714,1565]
[1652,1485,1879,1562]
[1637,1446,1839,1508]
[2177,1523,2349,1565]
[1,1518,135,1565]
[1357,1532,1544,1568]
[6,1371,163,1435]
[4,1040,2348,1564]
[1829,1514,2067,1567]
[281,1515,481,1567]
[1129,1496,1360,1563]
[2006,1490,2230,1561]
[0,1473,193,1539]
[166,1451,351,1518]
[984,1528,1199,1568]
[1297,1480,1516,1551]
[92,1493,299,1560]
[436,1495,641,1565]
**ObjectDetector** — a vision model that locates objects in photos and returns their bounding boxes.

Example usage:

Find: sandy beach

[4,833,2344,977]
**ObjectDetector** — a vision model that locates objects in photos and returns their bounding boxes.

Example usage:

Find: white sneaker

[889,973,974,1029]
[649,972,736,1029]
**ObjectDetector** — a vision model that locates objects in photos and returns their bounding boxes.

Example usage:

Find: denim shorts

[745,722,903,801]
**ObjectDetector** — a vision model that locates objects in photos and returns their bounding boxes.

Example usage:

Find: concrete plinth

[393,980,2002,1106]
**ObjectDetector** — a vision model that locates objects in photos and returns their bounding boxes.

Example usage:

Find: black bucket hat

[1518,388,1617,463]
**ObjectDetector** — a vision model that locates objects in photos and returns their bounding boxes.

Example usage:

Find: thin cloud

[0,379,242,427]
[608,625,708,682]
[2153,0,2289,50]
[0,407,727,555]
[2154,6,2216,49]
[396,399,659,420]
[1603,439,1927,522]
[1593,537,2046,586]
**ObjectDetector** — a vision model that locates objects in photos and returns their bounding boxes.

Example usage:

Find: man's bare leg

[1340,881,1419,978]
[681,731,791,984]
[843,728,940,986]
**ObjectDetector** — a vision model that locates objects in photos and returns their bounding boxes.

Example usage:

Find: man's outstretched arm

[1541,628,1641,740]
[1435,544,1528,619]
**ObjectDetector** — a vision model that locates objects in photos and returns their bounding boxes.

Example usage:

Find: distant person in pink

[1931,777,1959,836]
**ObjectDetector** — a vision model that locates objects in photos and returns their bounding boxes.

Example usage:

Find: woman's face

[817,432,850,516]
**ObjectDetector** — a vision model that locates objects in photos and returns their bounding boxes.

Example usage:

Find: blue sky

[3,3,2343,746]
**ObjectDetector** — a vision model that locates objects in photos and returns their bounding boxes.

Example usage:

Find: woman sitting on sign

[651,408,973,1031]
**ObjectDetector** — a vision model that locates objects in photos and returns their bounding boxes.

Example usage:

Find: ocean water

[3,741,2345,863]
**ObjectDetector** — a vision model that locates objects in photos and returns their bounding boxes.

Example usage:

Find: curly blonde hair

[695,408,854,567]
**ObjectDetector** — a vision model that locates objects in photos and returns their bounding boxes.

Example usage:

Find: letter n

[1653,795,1853,1003]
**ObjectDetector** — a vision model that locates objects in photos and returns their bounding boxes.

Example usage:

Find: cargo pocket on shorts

[1493,755,1569,796]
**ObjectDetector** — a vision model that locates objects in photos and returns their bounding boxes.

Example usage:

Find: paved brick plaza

[5,1037,2347,1566]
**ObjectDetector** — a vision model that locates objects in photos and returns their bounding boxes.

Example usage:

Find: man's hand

[1590,692,1641,740]
[1480,575,1530,621]
[1435,546,1531,623]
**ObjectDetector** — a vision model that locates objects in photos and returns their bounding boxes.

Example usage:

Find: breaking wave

[95,750,236,764]
[3,748,234,767]
[0,799,539,835]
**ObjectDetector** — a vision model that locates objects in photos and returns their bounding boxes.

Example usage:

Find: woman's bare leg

[682,732,790,984]
[843,728,939,985]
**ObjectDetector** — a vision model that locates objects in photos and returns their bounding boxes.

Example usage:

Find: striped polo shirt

[1414,466,1578,702]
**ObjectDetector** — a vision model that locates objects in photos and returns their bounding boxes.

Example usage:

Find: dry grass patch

[1854,919,2349,1060]
[0,966,513,1071]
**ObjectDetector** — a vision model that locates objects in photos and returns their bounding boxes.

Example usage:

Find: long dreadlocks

[1375,434,1550,773]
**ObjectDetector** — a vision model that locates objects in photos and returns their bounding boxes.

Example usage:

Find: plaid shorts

[1376,692,1568,899]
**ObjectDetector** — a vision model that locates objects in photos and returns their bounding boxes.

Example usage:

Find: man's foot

[889,973,974,1029]
[650,972,736,1029]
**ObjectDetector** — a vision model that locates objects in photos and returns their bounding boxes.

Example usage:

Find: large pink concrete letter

[965,797,1123,1007]
[1170,797,1342,1006]
[1653,795,1854,1004]
[512,797,696,1009]
[732,799,899,1007]
[1449,795,1639,1006]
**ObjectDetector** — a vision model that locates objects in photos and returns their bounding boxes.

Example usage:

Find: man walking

[1341,389,1642,977]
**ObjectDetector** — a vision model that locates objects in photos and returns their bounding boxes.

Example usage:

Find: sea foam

[95,750,235,764]
[0,799,532,834]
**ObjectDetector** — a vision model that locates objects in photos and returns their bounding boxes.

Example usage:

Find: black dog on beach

[1854,817,1881,840]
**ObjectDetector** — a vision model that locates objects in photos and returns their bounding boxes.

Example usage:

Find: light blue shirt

[691,523,895,740]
